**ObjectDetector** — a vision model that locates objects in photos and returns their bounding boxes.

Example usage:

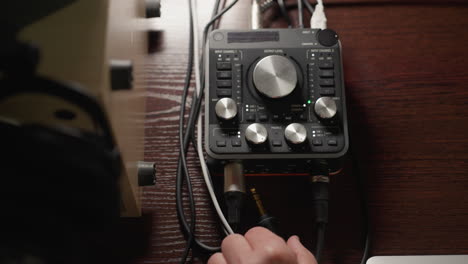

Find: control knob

[284,123,307,144]
[245,123,268,144]
[314,97,337,119]
[253,55,297,98]
[215,98,237,120]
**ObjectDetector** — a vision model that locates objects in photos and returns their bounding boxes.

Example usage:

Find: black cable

[302,0,315,14]
[176,0,241,261]
[315,223,326,264]
[202,0,240,48]
[208,0,221,32]
[176,0,221,260]
[311,176,329,264]
[277,0,292,28]
[351,152,371,264]
[297,0,304,28]
[178,0,196,261]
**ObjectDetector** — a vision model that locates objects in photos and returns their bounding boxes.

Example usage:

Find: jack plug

[224,161,246,232]
[250,188,279,235]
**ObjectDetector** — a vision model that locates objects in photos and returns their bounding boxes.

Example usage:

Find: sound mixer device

[205,28,348,174]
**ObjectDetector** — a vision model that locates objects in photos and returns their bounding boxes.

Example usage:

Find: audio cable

[176,0,240,262]
[297,0,304,28]
[223,161,247,232]
[176,1,220,262]
[302,0,315,15]
[310,174,330,264]
[250,188,279,234]
[277,0,293,28]
[311,0,327,29]
[193,0,240,236]
[352,151,371,264]
[176,0,229,261]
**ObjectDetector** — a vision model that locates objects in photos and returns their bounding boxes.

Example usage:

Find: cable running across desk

[176,0,240,262]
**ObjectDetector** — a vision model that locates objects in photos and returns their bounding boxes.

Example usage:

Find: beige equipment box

[2,0,158,217]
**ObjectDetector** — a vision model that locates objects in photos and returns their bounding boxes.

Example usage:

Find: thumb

[287,236,317,264]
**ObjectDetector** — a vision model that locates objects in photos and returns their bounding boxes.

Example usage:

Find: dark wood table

[138,0,468,263]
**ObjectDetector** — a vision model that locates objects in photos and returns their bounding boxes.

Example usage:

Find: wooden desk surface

[139,0,468,263]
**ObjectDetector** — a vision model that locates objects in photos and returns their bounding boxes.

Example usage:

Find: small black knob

[146,0,161,18]
[317,29,339,47]
[110,60,133,91]
[137,161,156,186]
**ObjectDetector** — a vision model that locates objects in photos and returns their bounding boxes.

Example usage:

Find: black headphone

[0,44,123,264]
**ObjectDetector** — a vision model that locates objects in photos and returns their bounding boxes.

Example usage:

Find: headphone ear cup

[0,121,121,263]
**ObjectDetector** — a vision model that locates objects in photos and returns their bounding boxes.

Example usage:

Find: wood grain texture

[136,1,468,263]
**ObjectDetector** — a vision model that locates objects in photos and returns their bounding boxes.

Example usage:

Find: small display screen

[227,31,279,43]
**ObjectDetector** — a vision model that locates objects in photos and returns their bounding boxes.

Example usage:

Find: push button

[258,113,268,121]
[327,139,337,146]
[217,71,232,79]
[319,88,335,96]
[245,113,256,121]
[216,140,227,147]
[217,89,232,97]
[231,139,241,147]
[217,80,232,88]
[217,62,232,70]
[272,140,282,147]
[319,79,335,87]
[312,139,323,146]
[319,70,334,78]
[318,61,334,69]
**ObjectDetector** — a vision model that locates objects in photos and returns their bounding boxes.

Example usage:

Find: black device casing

[205,29,348,174]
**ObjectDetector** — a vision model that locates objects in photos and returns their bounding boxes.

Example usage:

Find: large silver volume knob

[215,98,237,120]
[314,97,337,119]
[285,123,307,144]
[253,55,297,98]
[245,123,268,144]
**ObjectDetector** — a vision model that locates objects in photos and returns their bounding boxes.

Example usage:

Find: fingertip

[221,233,248,250]
[220,233,252,262]
[287,235,300,244]
[287,235,317,264]
[207,252,227,264]
[245,226,272,237]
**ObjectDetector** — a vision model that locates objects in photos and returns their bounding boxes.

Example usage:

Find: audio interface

[205,28,348,174]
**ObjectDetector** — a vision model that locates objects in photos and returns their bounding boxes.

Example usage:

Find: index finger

[221,233,253,263]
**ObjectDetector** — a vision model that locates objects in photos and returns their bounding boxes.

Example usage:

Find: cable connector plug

[224,191,246,230]
[224,161,246,232]
[311,175,329,225]
[310,174,330,264]
[311,0,327,30]
[250,188,279,234]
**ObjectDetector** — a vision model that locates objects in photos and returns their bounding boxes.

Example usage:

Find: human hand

[208,227,317,264]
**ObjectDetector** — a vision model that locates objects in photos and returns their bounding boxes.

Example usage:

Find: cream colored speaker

[9,0,154,217]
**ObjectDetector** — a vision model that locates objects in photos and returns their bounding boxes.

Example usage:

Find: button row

[216,63,242,99]
[244,112,307,122]
[312,138,337,146]
[308,62,336,96]
[217,139,242,147]
[216,62,232,98]
[216,138,338,147]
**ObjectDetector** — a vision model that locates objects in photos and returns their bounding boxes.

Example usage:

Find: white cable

[311,0,327,29]
[191,0,235,235]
